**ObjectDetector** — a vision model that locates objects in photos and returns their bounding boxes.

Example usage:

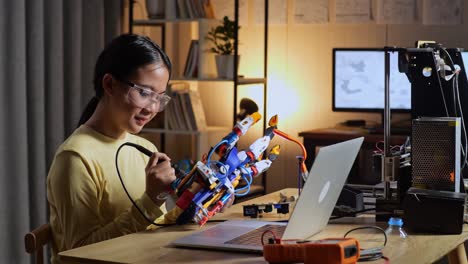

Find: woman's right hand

[145,152,176,205]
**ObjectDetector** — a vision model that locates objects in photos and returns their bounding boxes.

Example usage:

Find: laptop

[171,137,364,253]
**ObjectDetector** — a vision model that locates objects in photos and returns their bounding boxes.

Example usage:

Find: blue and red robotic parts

[118,113,307,227]
[169,112,284,226]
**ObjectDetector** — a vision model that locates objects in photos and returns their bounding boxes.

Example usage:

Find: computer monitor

[333,48,411,113]
[462,51,468,67]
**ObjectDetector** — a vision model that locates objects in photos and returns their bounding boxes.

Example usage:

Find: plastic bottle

[385,217,407,240]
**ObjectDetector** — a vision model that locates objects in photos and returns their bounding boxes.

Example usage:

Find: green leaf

[204,15,239,54]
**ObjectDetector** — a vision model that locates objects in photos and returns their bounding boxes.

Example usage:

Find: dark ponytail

[77,97,100,127]
[77,34,172,127]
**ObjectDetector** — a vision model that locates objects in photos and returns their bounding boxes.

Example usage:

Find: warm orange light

[268,75,299,120]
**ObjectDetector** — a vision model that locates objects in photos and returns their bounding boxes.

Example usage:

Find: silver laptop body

[171,137,364,253]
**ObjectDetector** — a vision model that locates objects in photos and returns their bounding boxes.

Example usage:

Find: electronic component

[263,238,360,264]
[243,203,290,218]
[403,187,466,234]
[117,112,309,227]
[334,185,364,213]
[412,117,462,192]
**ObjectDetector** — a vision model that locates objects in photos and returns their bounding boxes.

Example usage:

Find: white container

[215,55,240,79]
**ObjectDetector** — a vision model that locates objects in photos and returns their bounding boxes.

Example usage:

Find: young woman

[47,34,176,263]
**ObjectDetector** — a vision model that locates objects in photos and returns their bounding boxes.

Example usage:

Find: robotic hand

[169,112,282,226]
[118,112,307,227]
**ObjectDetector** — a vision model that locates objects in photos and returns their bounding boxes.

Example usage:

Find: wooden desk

[59,188,467,264]
[299,128,408,185]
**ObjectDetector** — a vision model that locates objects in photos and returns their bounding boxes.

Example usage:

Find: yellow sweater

[47,125,166,263]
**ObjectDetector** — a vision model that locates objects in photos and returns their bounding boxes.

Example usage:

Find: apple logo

[318,181,331,203]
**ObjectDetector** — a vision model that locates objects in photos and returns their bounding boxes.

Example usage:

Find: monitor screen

[333,48,411,112]
[462,51,468,68]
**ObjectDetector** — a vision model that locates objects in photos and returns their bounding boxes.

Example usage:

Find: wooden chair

[24,223,51,264]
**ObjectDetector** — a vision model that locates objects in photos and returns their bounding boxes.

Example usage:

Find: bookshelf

[128,0,269,197]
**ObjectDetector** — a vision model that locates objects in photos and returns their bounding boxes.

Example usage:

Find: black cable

[343,226,388,263]
[442,50,468,169]
[434,50,451,116]
[440,47,456,71]
[358,252,384,262]
[206,219,227,223]
[433,49,468,170]
[344,226,387,246]
[453,73,468,169]
[115,142,175,227]
[329,208,377,220]
[452,73,458,116]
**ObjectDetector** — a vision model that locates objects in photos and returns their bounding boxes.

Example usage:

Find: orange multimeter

[263,237,360,264]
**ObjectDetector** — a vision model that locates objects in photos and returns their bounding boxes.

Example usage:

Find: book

[187,86,207,131]
[165,99,177,130]
[170,84,191,131]
[166,87,180,130]
[192,0,206,18]
[167,82,207,131]
[177,0,189,18]
[188,40,199,77]
[203,0,215,18]
[183,40,199,78]
[183,40,196,77]
[182,92,197,130]
[171,82,194,131]
[185,0,196,18]
[165,0,177,19]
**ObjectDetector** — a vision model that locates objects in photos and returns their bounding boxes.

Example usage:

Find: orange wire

[176,165,198,189]
[273,129,308,173]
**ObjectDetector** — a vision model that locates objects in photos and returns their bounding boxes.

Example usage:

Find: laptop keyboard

[225,224,286,247]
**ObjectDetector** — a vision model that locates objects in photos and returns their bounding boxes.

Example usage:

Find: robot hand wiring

[115,113,307,227]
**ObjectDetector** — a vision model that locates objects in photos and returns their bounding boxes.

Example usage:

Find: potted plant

[205,16,240,79]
